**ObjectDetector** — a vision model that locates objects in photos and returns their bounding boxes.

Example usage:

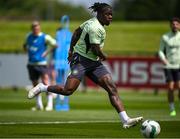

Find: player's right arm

[68,27,82,62]
[23,43,27,52]
[158,37,169,65]
[23,33,30,52]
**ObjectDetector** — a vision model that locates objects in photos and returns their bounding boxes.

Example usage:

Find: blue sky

[60,0,115,9]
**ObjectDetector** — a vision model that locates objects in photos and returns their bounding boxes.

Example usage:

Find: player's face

[32,25,41,35]
[101,7,113,26]
[170,21,180,33]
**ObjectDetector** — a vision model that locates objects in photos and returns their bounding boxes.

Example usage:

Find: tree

[112,0,179,21]
[0,0,90,20]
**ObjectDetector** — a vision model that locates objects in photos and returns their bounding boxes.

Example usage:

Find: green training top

[74,17,106,61]
[159,31,180,69]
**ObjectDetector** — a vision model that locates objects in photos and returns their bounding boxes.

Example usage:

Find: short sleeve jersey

[159,31,180,69]
[74,17,106,61]
[25,32,56,65]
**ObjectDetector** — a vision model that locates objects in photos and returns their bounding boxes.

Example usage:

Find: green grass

[0,88,180,138]
[0,21,169,55]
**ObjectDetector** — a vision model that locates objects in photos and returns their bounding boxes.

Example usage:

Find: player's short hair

[31,21,40,27]
[89,2,112,13]
[170,17,180,23]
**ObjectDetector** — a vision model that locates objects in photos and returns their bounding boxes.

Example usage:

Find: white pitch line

[0,120,119,125]
[0,119,180,125]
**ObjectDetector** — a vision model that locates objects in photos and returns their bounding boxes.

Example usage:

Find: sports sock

[169,102,175,111]
[40,84,48,92]
[36,94,43,109]
[60,95,65,101]
[119,111,129,123]
[47,93,53,108]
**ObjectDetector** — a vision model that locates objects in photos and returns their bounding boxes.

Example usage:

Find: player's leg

[27,65,44,110]
[98,74,125,112]
[28,76,81,99]
[165,69,176,116]
[47,77,80,95]
[56,69,66,99]
[167,81,176,116]
[79,77,87,92]
[47,57,82,95]
[63,69,70,110]
[31,79,44,110]
[41,70,53,111]
[49,65,56,85]
[86,64,143,128]
[176,69,180,109]
[28,54,84,99]
[99,74,143,128]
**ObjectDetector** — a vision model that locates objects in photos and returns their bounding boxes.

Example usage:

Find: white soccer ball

[140,120,161,138]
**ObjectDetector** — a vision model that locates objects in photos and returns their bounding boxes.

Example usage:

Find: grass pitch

[0,88,180,138]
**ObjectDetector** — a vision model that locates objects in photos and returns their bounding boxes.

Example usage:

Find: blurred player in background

[24,21,57,111]
[28,3,143,128]
[79,77,87,92]
[158,17,180,116]
[54,15,72,111]
[47,49,56,86]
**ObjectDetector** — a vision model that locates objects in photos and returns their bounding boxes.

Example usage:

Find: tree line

[0,0,180,21]
[0,0,90,20]
[113,0,180,21]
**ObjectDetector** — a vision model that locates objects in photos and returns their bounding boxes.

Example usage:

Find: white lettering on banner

[104,61,119,82]
[103,59,165,87]
[121,62,128,84]
[150,62,165,84]
[130,62,148,84]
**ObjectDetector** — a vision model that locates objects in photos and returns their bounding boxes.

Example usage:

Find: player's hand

[99,57,106,61]
[68,50,73,64]
[99,54,107,61]
[162,59,169,66]
[42,51,48,57]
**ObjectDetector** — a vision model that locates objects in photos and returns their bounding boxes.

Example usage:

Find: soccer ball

[140,120,161,138]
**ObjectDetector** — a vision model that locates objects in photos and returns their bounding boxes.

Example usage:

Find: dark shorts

[164,68,180,82]
[27,64,48,81]
[69,53,110,84]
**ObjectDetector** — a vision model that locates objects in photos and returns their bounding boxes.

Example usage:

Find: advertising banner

[87,57,166,89]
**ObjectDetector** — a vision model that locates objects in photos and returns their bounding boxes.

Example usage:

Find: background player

[24,21,57,111]
[158,17,180,116]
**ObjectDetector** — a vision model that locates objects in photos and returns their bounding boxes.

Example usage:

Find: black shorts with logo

[27,64,48,81]
[69,53,110,84]
[164,68,180,82]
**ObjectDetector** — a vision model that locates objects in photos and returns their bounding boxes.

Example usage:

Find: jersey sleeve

[159,36,166,52]
[80,21,88,30]
[45,34,56,47]
[23,33,30,49]
[158,36,166,61]
[88,25,102,44]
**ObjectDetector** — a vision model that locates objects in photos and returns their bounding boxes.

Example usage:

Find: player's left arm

[42,34,57,57]
[22,34,29,52]
[91,44,107,61]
